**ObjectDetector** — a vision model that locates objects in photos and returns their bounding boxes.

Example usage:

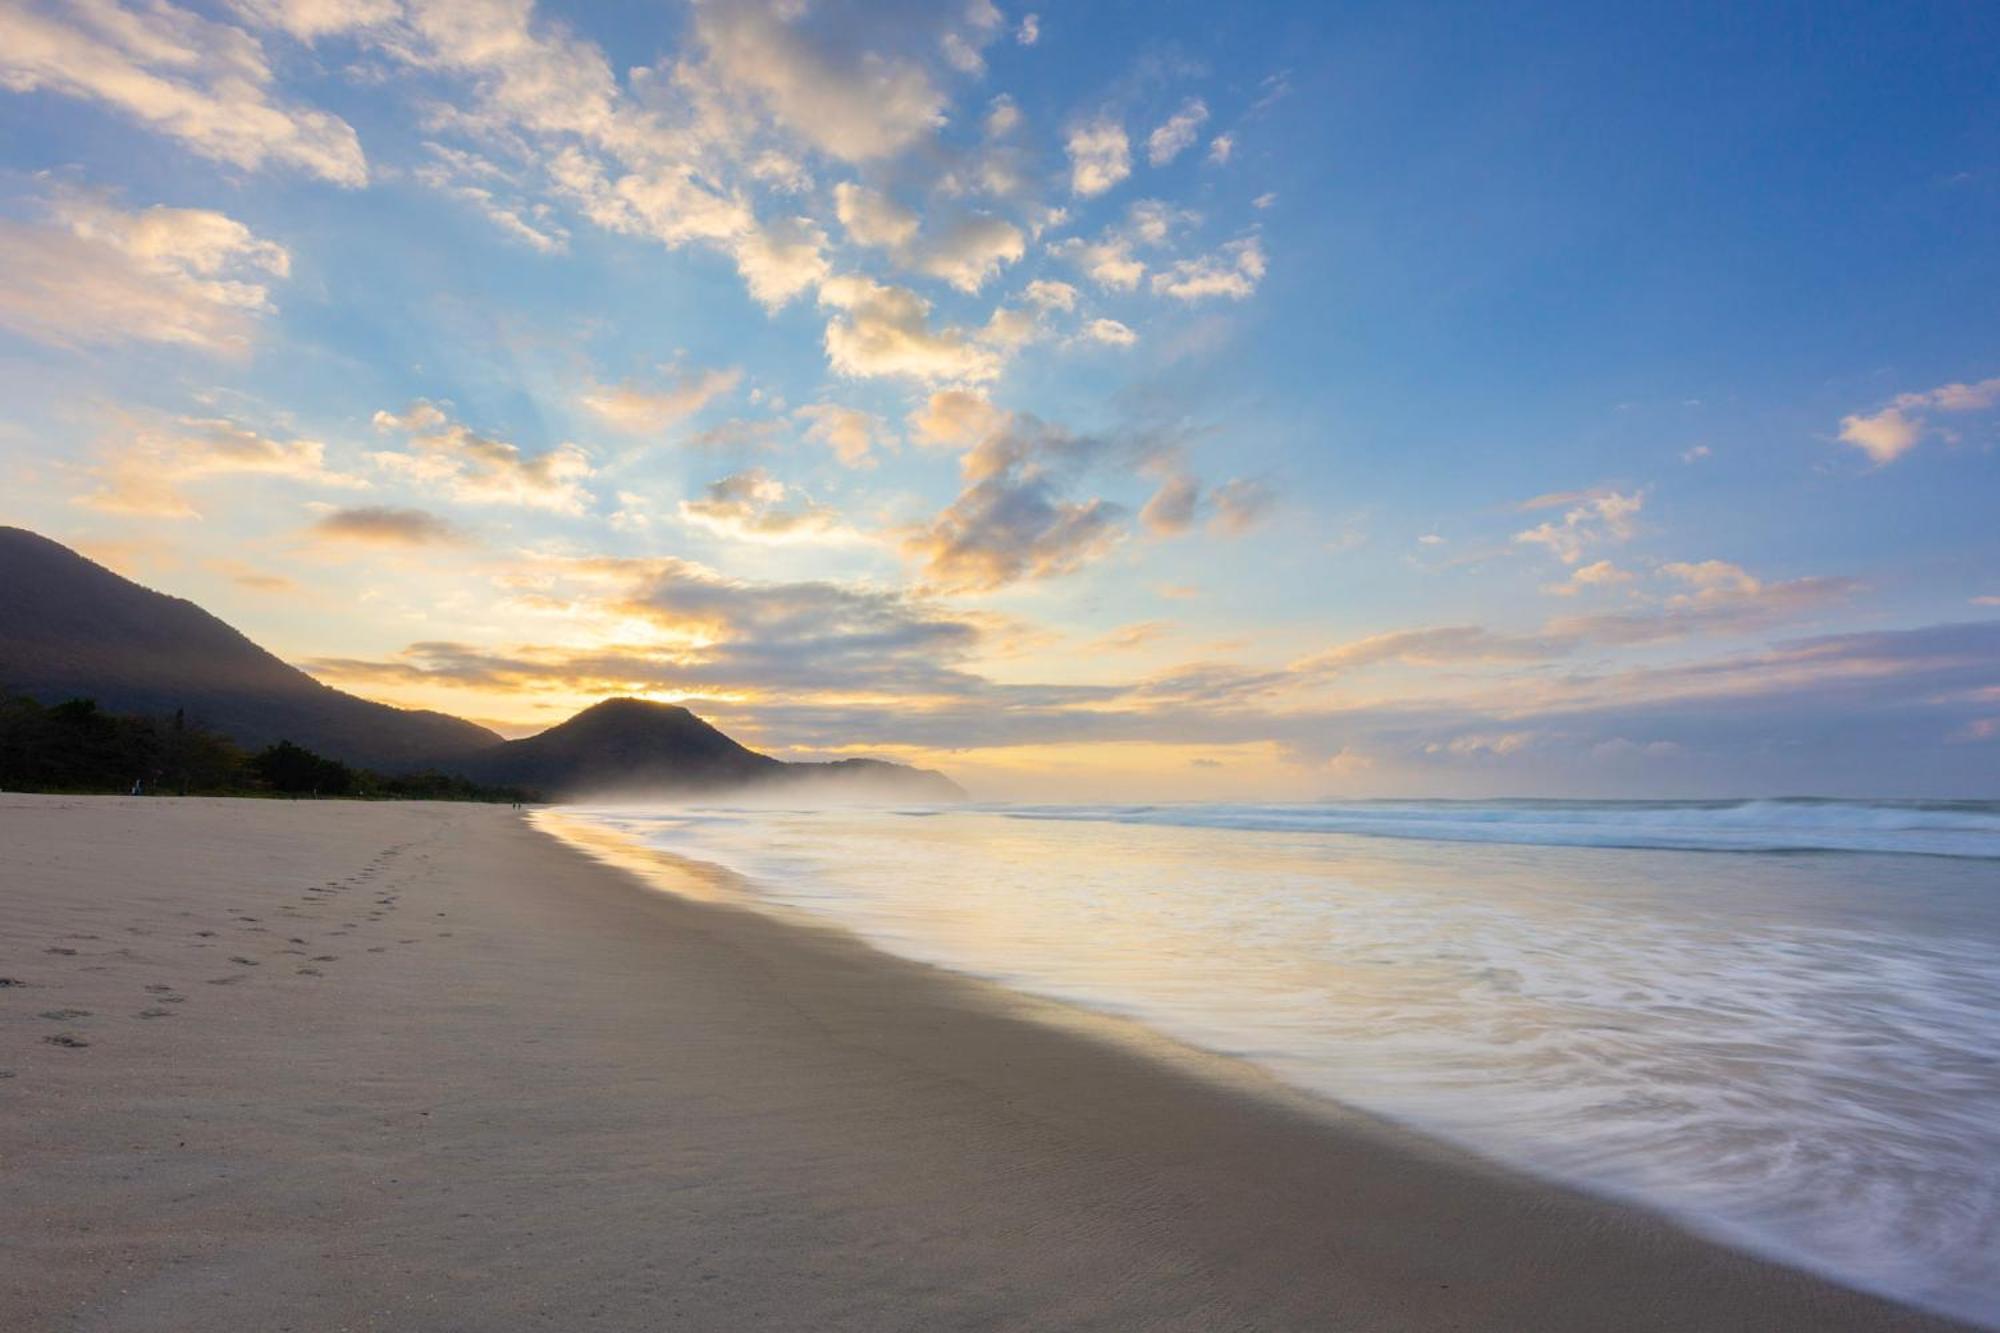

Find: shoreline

[1,795,1971,1330]
[536,804,1994,1328]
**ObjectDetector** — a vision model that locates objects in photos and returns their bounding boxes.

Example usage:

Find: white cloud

[1838,407,1921,465]
[984,94,1021,138]
[1084,317,1136,346]
[731,214,830,308]
[1125,198,1192,245]
[1017,13,1039,45]
[1066,115,1131,196]
[580,365,742,434]
[1513,489,1644,565]
[1145,98,1208,167]
[415,144,569,253]
[1206,133,1235,165]
[833,182,920,249]
[1839,375,1998,465]
[0,188,289,354]
[371,401,594,513]
[1151,237,1267,301]
[232,0,398,41]
[0,0,366,185]
[1023,279,1078,312]
[1050,233,1144,291]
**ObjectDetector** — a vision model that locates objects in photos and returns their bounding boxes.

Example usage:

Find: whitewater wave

[981,798,2000,859]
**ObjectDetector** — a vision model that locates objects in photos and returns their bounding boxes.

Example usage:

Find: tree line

[0,692,532,803]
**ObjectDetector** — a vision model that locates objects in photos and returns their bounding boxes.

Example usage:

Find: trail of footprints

[2,837,450,1071]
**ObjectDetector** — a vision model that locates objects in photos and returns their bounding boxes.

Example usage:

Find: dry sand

[0,794,1968,1331]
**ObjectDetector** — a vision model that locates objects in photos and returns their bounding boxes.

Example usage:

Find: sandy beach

[0,795,1968,1331]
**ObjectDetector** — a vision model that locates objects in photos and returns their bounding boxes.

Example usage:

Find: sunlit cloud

[904,414,1123,592]
[1513,489,1644,565]
[795,402,884,467]
[1544,559,1636,597]
[1839,375,1998,465]
[1066,115,1132,197]
[1146,98,1209,166]
[1151,236,1267,301]
[677,467,855,543]
[371,401,594,513]
[308,505,466,547]
[818,274,1007,382]
[0,187,289,354]
[0,0,366,184]
[76,414,363,517]
[580,365,742,434]
[1083,317,1137,347]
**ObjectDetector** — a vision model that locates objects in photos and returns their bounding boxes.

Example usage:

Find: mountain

[0,527,966,801]
[450,698,778,792]
[449,699,966,801]
[0,526,500,769]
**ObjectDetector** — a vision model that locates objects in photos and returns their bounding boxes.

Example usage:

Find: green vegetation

[0,692,532,803]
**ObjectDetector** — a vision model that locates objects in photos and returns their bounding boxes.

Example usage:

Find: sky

[0,0,1995,800]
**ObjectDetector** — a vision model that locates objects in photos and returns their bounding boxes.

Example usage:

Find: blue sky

[0,0,1994,798]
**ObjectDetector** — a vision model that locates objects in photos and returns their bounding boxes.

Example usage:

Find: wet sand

[0,795,1967,1330]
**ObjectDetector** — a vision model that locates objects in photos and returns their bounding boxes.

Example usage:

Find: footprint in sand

[45,947,77,956]
[137,1008,173,1019]
[39,1008,91,1020]
[227,956,261,967]
[310,954,338,962]
[195,931,217,938]
[296,967,323,976]
[206,975,247,986]
[43,1033,89,1048]
[0,977,26,989]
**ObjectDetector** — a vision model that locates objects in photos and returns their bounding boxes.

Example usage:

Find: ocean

[544,797,2000,1326]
